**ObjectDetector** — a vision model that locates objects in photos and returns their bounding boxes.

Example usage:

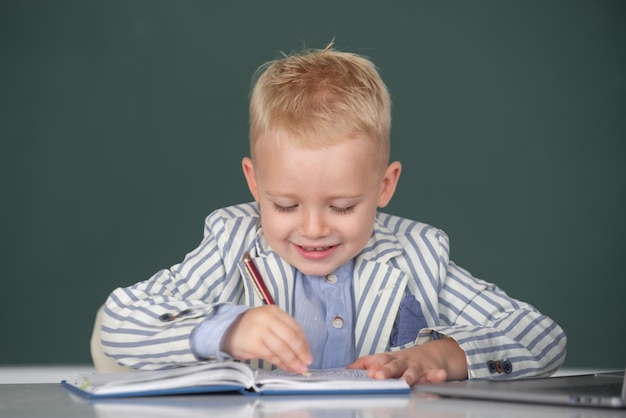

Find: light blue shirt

[191,261,356,369]
[293,260,356,369]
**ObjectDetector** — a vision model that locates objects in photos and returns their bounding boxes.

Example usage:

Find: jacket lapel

[352,260,408,356]
[237,231,296,316]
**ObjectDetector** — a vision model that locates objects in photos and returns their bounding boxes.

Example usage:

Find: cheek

[341,212,375,243]
[259,208,289,240]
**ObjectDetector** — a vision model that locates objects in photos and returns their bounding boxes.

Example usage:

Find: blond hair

[249,43,391,169]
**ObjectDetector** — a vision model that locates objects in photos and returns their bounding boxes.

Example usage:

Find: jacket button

[495,361,504,373]
[504,360,513,374]
[159,313,174,322]
[159,309,192,322]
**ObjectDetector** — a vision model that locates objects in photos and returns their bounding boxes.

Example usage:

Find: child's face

[243,129,401,277]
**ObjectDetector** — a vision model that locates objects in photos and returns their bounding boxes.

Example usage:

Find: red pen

[242,252,275,305]
[243,252,311,375]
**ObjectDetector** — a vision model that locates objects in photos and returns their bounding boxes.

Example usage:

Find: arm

[350,227,567,383]
[101,204,312,371]
[425,260,567,380]
[100,208,253,369]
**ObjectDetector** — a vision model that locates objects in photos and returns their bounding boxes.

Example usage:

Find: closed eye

[273,203,298,213]
[331,205,356,215]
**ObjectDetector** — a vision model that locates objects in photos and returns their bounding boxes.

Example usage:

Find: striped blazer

[102,202,566,379]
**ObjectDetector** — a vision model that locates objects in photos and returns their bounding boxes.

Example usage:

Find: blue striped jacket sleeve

[100,203,258,370]
[394,220,567,379]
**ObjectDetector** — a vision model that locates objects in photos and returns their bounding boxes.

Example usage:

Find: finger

[251,309,312,371]
[349,354,397,378]
[261,329,311,373]
[372,358,408,380]
[414,368,447,384]
[252,305,312,363]
[346,358,366,369]
[346,355,378,370]
[402,367,447,385]
[269,315,313,366]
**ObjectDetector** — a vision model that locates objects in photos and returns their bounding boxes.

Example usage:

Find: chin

[276,244,350,276]
[292,259,345,277]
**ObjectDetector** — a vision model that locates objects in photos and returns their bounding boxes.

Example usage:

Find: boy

[101,44,566,384]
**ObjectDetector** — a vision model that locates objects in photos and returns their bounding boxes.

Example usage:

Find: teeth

[304,247,328,252]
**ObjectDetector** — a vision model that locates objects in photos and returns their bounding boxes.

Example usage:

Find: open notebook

[62,361,410,398]
[414,369,626,409]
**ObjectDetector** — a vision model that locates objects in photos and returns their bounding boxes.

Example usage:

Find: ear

[242,157,259,201]
[377,161,402,208]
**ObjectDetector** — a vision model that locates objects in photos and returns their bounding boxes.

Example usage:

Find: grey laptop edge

[414,369,626,409]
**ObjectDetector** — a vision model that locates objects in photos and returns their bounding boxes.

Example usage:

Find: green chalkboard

[1,0,624,368]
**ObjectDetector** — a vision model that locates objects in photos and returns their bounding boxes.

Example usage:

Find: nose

[300,208,329,239]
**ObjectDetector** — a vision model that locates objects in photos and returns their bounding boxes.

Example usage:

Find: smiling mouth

[294,244,338,260]
[298,245,337,252]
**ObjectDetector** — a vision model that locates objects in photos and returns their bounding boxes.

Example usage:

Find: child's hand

[347,338,468,385]
[220,305,312,374]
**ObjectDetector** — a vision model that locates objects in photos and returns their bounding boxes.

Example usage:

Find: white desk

[1,367,624,417]
[1,383,625,418]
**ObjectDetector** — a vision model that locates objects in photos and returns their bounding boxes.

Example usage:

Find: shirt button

[332,316,344,328]
[326,274,338,284]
